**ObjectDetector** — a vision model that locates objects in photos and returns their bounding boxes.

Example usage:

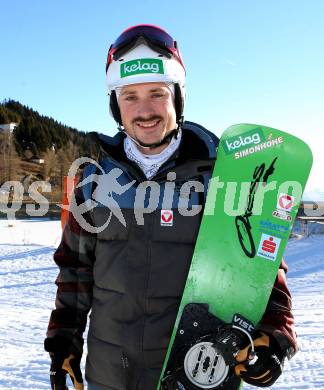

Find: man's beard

[131,115,168,148]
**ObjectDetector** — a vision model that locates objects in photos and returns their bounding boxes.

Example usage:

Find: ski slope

[0,218,323,389]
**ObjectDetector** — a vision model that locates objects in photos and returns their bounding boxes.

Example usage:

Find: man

[45,25,297,390]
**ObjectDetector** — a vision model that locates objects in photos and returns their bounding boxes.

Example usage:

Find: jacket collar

[91,121,219,163]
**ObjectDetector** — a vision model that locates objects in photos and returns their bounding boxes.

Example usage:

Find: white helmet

[105,24,186,125]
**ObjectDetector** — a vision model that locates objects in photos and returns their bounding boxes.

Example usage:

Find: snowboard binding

[160,304,254,390]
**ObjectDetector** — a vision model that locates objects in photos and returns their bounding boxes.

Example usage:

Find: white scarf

[124,129,182,179]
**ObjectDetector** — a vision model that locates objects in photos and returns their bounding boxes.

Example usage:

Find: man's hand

[234,331,284,387]
[45,335,84,390]
[50,352,84,390]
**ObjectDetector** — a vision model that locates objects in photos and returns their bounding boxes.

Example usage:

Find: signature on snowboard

[235,158,277,258]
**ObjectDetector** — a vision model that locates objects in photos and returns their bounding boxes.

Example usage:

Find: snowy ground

[0,219,323,390]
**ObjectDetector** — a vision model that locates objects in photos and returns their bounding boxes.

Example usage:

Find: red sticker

[261,236,277,253]
[277,193,294,212]
[161,210,173,226]
[257,233,281,261]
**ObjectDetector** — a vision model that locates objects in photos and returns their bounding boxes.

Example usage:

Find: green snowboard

[158,124,313,390]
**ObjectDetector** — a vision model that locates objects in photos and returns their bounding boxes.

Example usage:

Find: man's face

[118,82,177,155]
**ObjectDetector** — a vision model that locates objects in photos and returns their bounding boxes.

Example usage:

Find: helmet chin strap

[118,118,183,150]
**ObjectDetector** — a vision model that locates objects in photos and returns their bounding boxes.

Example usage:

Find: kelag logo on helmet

[121,58,164,78]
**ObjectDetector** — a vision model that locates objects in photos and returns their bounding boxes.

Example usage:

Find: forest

[0,99,98,201]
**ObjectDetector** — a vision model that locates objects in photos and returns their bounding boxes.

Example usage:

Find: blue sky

[1,0,323,193]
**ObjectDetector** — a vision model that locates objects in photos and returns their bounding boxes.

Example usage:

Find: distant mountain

[0,99,98,191]
[0,99,96,157]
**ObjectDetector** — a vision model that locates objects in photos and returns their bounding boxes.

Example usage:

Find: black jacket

[46,121,296,390]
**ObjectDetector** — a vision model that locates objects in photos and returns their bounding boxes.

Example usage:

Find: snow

[0,218,323,389]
